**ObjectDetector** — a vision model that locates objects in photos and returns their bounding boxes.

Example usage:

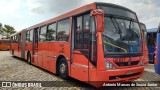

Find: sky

[0,0,160,31]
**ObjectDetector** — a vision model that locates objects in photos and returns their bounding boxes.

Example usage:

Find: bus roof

[11,2,136,35]
[25,2,136,30]
[147,28,157,33]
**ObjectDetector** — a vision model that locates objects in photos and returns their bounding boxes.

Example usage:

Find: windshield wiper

[112,17,122,35]
[110,17,121,35]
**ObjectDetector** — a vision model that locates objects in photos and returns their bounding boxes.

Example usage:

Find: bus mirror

[90,9,104,32]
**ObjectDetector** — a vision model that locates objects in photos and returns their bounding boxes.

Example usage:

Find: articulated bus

[10,2,145,87]
[140,23,149,65]
[155,24,160,74]
[147,28,157,63]
[0,39,10,51]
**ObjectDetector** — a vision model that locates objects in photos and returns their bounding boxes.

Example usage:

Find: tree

[0,23,2,34]
[3,24,16,39]
[0,23,4,39]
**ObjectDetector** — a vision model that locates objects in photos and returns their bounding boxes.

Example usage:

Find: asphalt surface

[0,51,160,90]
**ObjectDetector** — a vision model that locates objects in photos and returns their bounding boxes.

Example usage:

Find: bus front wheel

[58,58,68,79]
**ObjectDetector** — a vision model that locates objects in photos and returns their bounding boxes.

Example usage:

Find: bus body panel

[71,50,89,81]
[0,39,10,51]
[25,42,32,60]
[13,43,19,56]
[0,44,10,50]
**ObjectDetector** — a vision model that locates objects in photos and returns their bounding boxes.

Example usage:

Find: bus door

[21,30,26,59]
[71,14,97,81]
[18,33,22,57]
[37,26,48,68]
[32,28,39,65]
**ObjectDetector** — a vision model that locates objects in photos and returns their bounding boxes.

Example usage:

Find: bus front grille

[115,61,140,67]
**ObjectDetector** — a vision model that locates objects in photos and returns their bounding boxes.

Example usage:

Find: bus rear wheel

[58,58,68,79]
[27,53,31,64]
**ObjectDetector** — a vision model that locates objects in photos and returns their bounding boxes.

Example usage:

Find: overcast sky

[0,0,160,31]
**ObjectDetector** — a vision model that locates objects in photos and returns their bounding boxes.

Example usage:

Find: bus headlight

[106,61,116,70]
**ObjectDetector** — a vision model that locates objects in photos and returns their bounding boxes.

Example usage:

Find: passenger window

[16,35,18,43]
[30,30,33,42]
[57,18,70,41]
[39,26,47,42]
[26,31,30,42]
[47,23,56,41]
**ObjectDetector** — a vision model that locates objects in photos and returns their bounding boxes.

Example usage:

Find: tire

[27,52,31,64]
[58,58,68,79]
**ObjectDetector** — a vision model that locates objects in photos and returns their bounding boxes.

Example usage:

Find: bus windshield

[103,17,142,56]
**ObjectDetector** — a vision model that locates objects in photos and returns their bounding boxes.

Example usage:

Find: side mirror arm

[90,9,104,32]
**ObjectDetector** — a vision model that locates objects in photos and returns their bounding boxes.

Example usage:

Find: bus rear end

[89,3,144,85]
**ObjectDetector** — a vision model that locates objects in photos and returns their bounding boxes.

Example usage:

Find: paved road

[0,51,160,90]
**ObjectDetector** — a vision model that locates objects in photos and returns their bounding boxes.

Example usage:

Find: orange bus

[140,23,149,65]
[10,2,145,87]
[0,39,10,50]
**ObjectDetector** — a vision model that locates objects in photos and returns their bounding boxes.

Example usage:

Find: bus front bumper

[96,66,144,82]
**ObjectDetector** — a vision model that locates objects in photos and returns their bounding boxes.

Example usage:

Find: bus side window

[16,35,18,43]
[26,31,30,42]
[39,26,47,42]
[47,23,56,41]
[30,30,33,42]
[57,18,70,42]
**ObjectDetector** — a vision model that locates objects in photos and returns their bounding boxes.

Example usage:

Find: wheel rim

[60,63,66,75]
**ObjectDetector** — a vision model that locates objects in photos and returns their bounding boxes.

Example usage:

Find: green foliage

[0,23,16,39]
[0,23,3,34]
